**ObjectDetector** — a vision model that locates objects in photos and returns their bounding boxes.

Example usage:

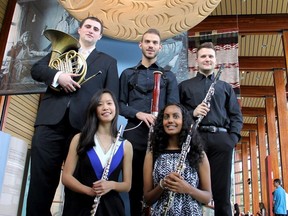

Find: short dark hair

[274,178,281,185]
[141,28,161,42]
[79,16,104,34]
[196,42,216,56]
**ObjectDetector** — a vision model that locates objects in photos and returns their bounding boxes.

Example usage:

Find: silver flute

[90,125,124,216]
[162,64,224,215]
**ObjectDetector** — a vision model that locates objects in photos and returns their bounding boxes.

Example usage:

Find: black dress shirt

[119,61,179,119]
[179,72,243,139]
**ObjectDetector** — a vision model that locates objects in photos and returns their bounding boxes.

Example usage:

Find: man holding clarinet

[119,28,179,216]
[179,42,243,216]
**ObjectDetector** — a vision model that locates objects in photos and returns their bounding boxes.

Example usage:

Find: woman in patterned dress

[62,89,133,216]
[143,103,212,215]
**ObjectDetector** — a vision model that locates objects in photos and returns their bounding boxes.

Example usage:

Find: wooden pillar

[282,31,288,77]
[234,149,243,205]
[0,96,6,129]
[249,131,259,214]
[265,97,279,179]
[266,156,274,216]
[0,0,17,66]
[257,116,268,209]
[273,69,288,190]
[0,96,3,113]
[242,142,250,212]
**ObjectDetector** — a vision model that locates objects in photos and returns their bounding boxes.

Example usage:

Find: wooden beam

[239,57,285,71]
[240,137,250,143]
[241,107,266,116]
[242,123,257,131]
[189,14,288,35]
[240,86,275,97]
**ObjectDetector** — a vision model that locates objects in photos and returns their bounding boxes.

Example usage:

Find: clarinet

[90,125,124,216]
[146,71,163,152]
[162,64,224,216]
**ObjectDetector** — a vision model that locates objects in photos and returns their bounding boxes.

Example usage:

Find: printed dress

[62,139,125,216]
[152,150,202,216]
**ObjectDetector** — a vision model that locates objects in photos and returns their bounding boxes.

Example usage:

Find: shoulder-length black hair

[77,89,119,156]
[151,103,204,169]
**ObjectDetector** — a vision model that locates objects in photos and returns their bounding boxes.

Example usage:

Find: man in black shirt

[119,28,179,216]
[179,42,243,216]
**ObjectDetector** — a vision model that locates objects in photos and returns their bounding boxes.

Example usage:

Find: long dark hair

[151,103,204,169]
[77,89,119,156]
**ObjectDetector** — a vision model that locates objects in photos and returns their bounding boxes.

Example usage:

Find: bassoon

[141,70,163,216]
[146,70,163,152]
[90,125,124,216]
[162,64,224,215]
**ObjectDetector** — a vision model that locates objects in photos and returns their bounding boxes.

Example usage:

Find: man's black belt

[198,126,228,133]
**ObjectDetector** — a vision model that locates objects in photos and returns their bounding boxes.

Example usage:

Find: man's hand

[136,112,156,127]
[58,73,81,93]
[193,102,210,118]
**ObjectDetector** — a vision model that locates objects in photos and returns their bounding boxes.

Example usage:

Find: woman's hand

[92,180,114,196]
[163,172,189,194]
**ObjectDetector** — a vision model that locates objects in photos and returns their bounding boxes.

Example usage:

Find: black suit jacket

[31,49,119,130]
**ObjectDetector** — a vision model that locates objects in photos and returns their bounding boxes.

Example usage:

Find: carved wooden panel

[59,0,221,41]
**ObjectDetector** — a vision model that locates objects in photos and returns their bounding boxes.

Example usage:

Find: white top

[93,135,121,168]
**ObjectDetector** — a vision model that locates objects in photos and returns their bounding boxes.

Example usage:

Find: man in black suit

[26,16,119,216]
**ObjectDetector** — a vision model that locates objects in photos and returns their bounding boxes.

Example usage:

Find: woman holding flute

[62,89,133,216]
[143,103,212,215]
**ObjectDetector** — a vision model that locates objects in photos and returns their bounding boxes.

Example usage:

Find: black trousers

[200,131,235,216]
[123,120,149,216]
[128,149,146,216]
[26,111,79,216]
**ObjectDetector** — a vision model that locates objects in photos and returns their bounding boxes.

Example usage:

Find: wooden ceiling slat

[242,123,258,131]
[230,0,237,15]
[241,107,266,116]
[263,73,272,86]
[248,0,253,14]
[211,0,288,16]
[239,36,247,56]
[269,0,276,13]
[276,35,284,56]
[189,14,288,35]
[272,36,279,56]
[256,35,262,56]
[238,57,285,71]
[222,0,227,14]
[240,85,275,97]
[257,0,263,14]
[282,0,288,13]
[262,35,270,56]
[258,72,265,86]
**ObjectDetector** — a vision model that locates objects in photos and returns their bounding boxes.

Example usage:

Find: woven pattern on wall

[0,0,9,30]
[2,94,39,148]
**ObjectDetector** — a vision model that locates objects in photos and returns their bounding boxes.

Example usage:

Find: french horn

[44,29,87,91]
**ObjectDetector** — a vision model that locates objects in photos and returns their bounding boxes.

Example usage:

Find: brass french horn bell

[43,29,87,91]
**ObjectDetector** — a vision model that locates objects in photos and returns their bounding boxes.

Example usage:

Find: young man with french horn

[119,28,179,216]
[26,16,119,216]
